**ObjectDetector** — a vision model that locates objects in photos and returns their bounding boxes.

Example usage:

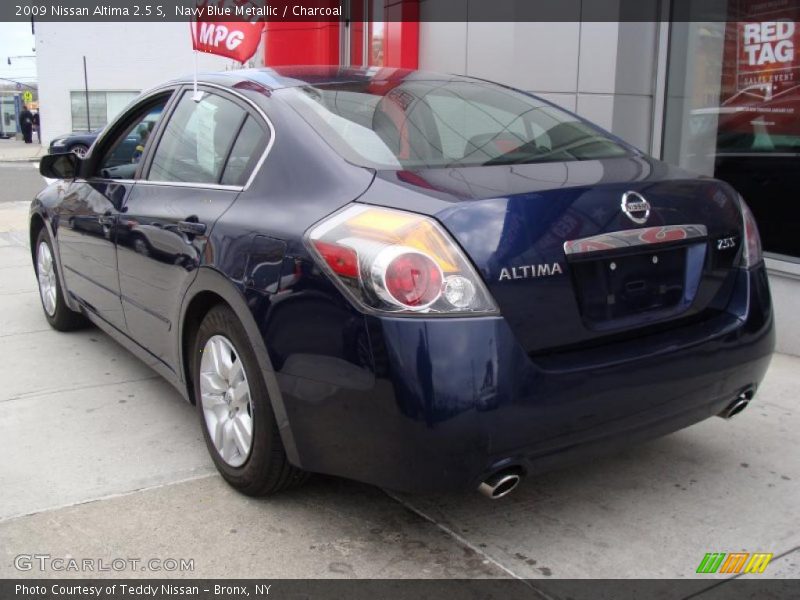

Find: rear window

[279,79,630,169]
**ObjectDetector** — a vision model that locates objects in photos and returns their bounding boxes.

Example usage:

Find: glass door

[342,0,385,67]
[662,4,800,259]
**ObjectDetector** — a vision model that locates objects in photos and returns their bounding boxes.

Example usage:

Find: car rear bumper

[275,265,774,494]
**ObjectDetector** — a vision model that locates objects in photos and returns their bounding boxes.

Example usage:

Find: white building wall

[38,20,659,150]
[766,261,800,356]
[419,21,659,153]
[35,22,242,145]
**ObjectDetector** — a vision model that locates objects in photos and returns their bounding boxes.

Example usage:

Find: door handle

[177,220,207,236]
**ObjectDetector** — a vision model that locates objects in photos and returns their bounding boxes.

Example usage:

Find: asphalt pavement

[0,161,46,205]
[0,163,797,587]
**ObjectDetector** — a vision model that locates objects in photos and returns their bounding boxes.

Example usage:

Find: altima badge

[621,191,651,224]
[499,262,563,281]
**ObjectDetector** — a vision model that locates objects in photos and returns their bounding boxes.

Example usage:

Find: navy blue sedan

[49,113,159,164]
[48,129,101,158]
[31,67,774,498]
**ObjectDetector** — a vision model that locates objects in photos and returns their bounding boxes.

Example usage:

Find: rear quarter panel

[178,91,375,428]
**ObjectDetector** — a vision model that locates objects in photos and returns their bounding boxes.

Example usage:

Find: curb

[0,157,44,163]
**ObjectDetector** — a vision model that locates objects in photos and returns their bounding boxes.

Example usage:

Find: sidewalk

[0,198,797,582]
[0,138,46,162]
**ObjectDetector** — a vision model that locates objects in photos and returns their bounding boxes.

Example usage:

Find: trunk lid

[360,156,744,354]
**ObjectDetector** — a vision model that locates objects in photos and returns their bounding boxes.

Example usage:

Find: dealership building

[35,2,799,353]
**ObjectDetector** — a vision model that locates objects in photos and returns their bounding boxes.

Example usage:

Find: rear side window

[148,91,245,184]
[221,116,268,186]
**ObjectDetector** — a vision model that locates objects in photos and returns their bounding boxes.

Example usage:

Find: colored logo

[696,552,773,574]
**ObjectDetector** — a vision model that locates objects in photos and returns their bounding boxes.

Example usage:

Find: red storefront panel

[263,1,419,69]
[264,21,340,65]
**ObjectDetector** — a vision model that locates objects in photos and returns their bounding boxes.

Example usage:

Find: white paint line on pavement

[0,290,38,297]
[0,373,160,404]
[0,472,218,524]
[0,329,52,339]
[381,489,550,592]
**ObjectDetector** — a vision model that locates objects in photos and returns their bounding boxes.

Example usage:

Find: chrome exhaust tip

[478,470,521,499]
[718,388,754,419]
[718,398,749,419]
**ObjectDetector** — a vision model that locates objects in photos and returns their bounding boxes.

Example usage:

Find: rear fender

[179,266,302,467]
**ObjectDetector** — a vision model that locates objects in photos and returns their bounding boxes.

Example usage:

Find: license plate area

[570,246,692,327]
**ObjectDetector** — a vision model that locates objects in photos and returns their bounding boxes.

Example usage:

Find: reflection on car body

[687,90,800,256]
[116,217,198,269]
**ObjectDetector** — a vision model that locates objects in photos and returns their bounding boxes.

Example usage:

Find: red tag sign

[718,0,800,135]
[737,19,799,99]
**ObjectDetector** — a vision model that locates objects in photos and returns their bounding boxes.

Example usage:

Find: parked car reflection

[688,91,800,257]
[116,216,198,269]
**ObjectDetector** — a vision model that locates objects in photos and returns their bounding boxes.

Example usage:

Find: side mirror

[40,152,80,180]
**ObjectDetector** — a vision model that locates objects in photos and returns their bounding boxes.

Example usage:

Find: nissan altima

[31,67,774,499]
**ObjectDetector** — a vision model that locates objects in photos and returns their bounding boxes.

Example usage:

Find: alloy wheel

[36,240,57,316]
[71,145,88,158]
[199,335,254,467]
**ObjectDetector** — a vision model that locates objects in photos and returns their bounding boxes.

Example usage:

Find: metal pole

[82,55,90,131]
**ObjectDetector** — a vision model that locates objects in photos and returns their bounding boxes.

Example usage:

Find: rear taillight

[306,205,497,315]
[739,197,763,268]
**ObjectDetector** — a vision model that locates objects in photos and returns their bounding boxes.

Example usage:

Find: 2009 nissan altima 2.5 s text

[31,66,774,499]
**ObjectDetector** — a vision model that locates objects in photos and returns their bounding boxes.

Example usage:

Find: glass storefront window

[70,90,139,132]
[346,1,385,67]
[663,4,800,259]
[1,96,19,136]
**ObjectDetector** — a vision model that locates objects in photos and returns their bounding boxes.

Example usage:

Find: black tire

[131,234,150,256]
[193,304,307,496]
[34,228,88,331]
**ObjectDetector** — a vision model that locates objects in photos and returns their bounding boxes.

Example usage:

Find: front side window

[279,79,630,169]
[96,99,167,180]
[148,91,246,184]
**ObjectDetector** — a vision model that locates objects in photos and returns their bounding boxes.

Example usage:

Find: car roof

[170,66,475,92]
